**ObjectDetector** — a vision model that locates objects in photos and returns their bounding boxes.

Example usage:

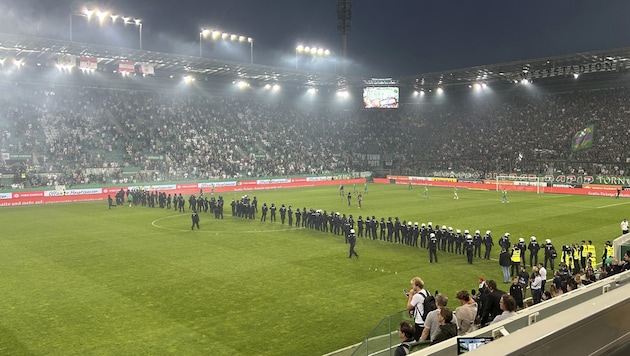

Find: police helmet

[486,230,491,235]
[475,230,480,235]
[456,229,461,234]
[414,222,418,226]
[531,236,536,241]
[428,222,433,226]
[430,233,436,237]
[350,229,355,234]
[545,239,551,244]
[519,238,524,242]
[505,232,510,237]
[464,229,470,234]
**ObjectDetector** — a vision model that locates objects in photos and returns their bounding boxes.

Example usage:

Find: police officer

[473,230,482,258]
[447,227,455,253]
[295,207,301,227]
[544,239,557,272]
[420,223,428,248]
[528,236,540,267]
[380,218,386,240]
[483,230,494,260]
[270,203,277,222]
[387,218,394,242]
[517,238,527,268]
[465,234,475,264]
[499,233,511,251]
[357,216,364,238]
[348,229,359,259]
[287,206,293,226]
[191,210,200,230]
[429,233,438,263]
[260,203,268,221]
[279,204,287,224]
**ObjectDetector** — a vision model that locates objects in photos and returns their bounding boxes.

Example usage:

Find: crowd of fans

[1,77,629,188]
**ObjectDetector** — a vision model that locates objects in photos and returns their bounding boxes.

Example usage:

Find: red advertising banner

[1,178,367,207]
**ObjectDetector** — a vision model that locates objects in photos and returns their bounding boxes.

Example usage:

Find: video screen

[363,86,399,108]
[457,337,494,354]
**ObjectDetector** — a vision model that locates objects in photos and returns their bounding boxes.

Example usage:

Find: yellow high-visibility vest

[511,249,521,262]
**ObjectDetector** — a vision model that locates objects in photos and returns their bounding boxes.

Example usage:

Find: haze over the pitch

[2,0,629,76]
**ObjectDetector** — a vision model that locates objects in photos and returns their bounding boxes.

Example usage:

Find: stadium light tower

[295,44,331,70]
[200,29,254,63]
[337,0,352,75]
[69,8,143,49]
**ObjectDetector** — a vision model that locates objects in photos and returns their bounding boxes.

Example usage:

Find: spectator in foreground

[490,294,518,324]
[430,307,457,345]
[454,290,478,335]
[394,321,415,356]
[420,294,458,342]
[480,280,506,326]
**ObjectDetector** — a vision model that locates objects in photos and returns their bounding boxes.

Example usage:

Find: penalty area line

[596,201,630,209]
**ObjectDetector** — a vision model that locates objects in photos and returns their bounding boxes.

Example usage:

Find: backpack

[417,290,437,321]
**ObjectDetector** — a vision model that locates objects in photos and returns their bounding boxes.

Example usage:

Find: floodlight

[111,14,119,22]
[310,47,317,54]
[304,46,310,52]
[247,37,253,43]
[573,73,579,79]
[222,33,229,40]
[84,9,94,18]
[473,83,481,91]
[307,88,317,94]
[134,19,141,25]
[212,30,220,39]
[96,11,108,22]
[296,45,304,52]
[229,34,236,41]
[436,87,444,94]
[521,79,529,85]
[13,59,23,67]
[239,36,246,42]
[201,29,210,37]
[272,84,280,91]
[324,49,331,55]
[122,16,131,24]
[264,84,272,90]
[481,83,488,89]
[0,58,5,65]
[183,75,195,84]
[236,80,249,89]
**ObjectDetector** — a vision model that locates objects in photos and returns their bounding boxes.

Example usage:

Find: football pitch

[0,184,626,355]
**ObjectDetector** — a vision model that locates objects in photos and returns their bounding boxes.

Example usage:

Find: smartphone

[403,289,409,296]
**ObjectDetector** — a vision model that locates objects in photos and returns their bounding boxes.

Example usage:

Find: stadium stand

[2,73,630,187]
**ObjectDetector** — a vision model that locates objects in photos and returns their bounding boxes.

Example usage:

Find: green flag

[571,124,594,152]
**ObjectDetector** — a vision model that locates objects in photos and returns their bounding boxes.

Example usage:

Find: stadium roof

[2,32,630,90]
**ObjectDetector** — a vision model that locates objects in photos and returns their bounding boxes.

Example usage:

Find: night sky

[2,0,630,77]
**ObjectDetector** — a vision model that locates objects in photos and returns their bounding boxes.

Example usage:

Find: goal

[496,176,546,194]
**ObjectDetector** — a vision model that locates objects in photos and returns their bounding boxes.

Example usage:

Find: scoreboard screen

[363,87,399,109]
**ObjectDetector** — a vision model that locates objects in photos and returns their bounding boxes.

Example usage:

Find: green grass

[0,185,626,355]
